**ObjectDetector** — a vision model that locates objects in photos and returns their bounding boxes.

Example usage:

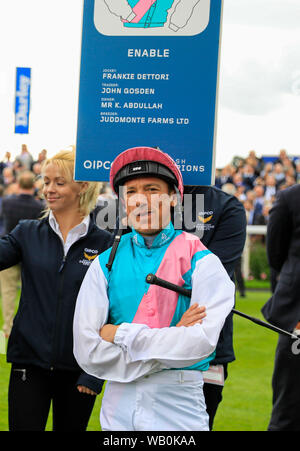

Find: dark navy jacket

[183,186,246,364]
[0,217,112,393]
[262,184,300,331]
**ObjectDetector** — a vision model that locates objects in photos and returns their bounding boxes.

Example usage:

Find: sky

[0,0,300,167]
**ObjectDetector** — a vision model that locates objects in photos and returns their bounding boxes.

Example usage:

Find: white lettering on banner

[102,72,169,81]
[176,164,205,173]
[84,160,111,170]
[101,87,155,95]
[98,116,192,125]
[103,72,135,80]
[100,116,146,123]
[128,48,170,58]
[176,159,205,173]
[101,101,113,108]
[15,75,30,126]
[176,118,189,125]
[123,102,163,110]
[137,73,169,80]
[123,88,155,95]
[148,117,174,124]
[101,87,122,94]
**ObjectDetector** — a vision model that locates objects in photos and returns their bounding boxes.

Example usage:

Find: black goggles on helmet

[113,160,179,193]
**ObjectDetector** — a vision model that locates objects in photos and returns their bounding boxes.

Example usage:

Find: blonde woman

[0,150,112,431]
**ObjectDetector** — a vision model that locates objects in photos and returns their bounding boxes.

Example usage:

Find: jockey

[73,146,234,431]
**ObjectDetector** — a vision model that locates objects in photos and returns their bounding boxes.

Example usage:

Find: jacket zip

[50,233,93,370]
[59,255,66,273]
[50,239,65,370]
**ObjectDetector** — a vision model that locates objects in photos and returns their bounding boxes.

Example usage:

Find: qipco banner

[15,67,31,134]
[75,0,223,185]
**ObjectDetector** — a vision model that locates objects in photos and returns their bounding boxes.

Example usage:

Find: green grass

[0,354,9,431]
[0,290,277,431]
[213,291,277,431]
[245,279,271,290]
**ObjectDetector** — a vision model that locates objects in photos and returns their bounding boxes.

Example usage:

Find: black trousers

[203,364,228,430]
[8,364,96,431]
[268,335,300,431]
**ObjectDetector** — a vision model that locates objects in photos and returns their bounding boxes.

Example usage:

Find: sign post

[75,0,223,185]
[15,67,31,135]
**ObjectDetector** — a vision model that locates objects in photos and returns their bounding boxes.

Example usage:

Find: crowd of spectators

[215,149,300,226]
[0,145,48,235]
[215,148,300,292]
[1,145,299,235]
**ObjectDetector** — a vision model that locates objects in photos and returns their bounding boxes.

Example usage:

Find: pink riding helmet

[110,147,184,200]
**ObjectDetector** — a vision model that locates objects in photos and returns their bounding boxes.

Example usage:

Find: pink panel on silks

[132,232,207,328]
[126,0,157,24]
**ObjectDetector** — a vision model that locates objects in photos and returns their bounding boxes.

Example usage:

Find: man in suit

[262,184,300,431]
[0,171,44,337]
[183,185,246,429]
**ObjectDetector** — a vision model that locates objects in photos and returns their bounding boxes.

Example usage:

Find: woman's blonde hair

[41,149,100,218]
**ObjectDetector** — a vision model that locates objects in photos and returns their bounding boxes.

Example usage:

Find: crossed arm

[73,253,234,383]
[100,303,206,342]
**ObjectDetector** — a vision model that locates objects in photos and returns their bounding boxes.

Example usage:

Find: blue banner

[15,67,31,134]
[75,0,222,185]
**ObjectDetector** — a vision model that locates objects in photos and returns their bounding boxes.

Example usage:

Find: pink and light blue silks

[99,223,214,371]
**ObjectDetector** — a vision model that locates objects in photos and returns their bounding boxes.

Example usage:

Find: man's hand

[100,306,205,341]
[100,324,120,343]
[176,303,206,327]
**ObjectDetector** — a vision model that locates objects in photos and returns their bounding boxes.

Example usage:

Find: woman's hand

[176,303,206,327]
[100,324,120,343]
[77,385,97,395]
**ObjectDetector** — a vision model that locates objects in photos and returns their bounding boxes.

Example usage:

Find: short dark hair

[17,171,36,189]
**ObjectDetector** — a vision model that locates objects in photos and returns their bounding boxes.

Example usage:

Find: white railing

[247,225,267,236]
[242,225,267,279]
